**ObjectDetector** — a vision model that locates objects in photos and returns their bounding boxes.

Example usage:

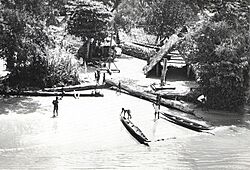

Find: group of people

[120,94,161,121]
[52,80,162,120]
[121,108,132,119]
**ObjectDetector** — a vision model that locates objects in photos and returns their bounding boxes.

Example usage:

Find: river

[0,89,250,169]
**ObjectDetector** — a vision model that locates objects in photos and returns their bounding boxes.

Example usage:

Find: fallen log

[121,42,156,60]
[132,42,160,50]
[43,83,109,92]
[1,90,104,97]
[143,34,181,75]
[106,79,194,115]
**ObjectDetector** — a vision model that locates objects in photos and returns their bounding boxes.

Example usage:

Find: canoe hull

[120,116,149,146]
[161,112,211,132]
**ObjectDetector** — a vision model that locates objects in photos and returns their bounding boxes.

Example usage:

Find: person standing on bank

[156,94,161,106]
[52,96,59,117]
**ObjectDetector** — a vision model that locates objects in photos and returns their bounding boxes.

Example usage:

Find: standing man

[153,103,160,120]
[52,96,59,117]
[156,94,161,106]
[96,70,100,84]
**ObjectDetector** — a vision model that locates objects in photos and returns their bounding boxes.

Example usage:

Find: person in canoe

[121,108,132,119]
[52,96,61,117]
[127,109,132,119]
[116,81,121,95]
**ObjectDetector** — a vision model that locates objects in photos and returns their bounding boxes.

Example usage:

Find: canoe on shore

[106,79,195,115]
[161,112,212,132]
[120,115,149,146]
[0,91,104,97]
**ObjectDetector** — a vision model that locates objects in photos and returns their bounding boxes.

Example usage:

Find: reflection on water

[0,90,250,169]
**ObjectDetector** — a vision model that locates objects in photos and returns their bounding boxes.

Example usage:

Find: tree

[0,0,79,88]
[113,0,195,44]
[67,0,113,60]
[180,0,249,110]
[143,0,195,43]
[0,0,51,87]
[113,0,149,33]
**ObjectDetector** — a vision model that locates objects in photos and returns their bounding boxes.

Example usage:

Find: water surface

[0,89,250,169]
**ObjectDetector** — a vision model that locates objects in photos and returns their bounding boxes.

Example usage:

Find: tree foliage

[0,0,81,89]
[67,0,113,41]
[0,0,51,88]
[143,0,195,40]
[113,0,195,44]
[113,0,147,33]
[180,0,249,110]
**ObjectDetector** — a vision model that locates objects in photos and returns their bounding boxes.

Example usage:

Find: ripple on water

[0,90,250,169]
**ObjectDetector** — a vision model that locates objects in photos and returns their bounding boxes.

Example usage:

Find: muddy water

[0,89,250,169]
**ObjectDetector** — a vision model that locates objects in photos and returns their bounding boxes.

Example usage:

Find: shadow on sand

[0,96,41,115]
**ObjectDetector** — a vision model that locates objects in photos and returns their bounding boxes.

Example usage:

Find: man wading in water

[52,96,60,117]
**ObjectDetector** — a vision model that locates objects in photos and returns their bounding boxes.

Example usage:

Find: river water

[0,89,250,169]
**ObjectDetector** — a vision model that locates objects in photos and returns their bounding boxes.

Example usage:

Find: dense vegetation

[0,0,249,110]
[1,0,85,89]
[180,0,249,109]
[113,0,249,110]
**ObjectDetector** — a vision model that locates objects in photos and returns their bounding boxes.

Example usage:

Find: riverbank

[0,55,250,169]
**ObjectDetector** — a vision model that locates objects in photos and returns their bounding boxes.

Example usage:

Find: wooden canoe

[161,112,212,132]
[1,91,104,97]
[120,115,149,146]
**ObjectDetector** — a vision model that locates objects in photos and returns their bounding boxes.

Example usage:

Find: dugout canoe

[120,115,149,146]
[161,112,212,132]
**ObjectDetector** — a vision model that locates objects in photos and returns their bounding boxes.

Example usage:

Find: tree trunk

[143,34,181,75]
[86,39,91,61]
[43,84,108,92]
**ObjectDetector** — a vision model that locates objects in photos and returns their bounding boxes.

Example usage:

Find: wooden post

[160,58,168,86]
[156,63,159,76]
[187,65,191,78]
[84,60,87,74]
[86,39,91,61]
[108,33,114,69]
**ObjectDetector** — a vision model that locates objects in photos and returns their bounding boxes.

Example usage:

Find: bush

[180,19,249,110]
[7,55,81,89]
[45,55,81,88]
